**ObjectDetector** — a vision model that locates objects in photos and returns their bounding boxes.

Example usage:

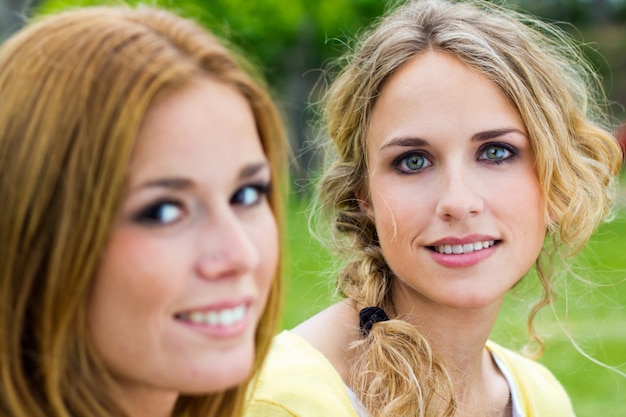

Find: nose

[195,209,261,280]
[435,167,484,221]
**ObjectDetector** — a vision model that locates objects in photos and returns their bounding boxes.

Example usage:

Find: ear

[355,187,373,217]
[544,205,558,235]
[548,212,556,225]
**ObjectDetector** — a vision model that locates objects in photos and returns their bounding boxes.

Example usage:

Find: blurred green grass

[281,180,626,416]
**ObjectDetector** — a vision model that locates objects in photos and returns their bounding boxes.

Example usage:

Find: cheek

[508,179,546,227]
[103,232,172,285]
[368,181,431,244]
[89,230,180,331]
[500,180,548,260]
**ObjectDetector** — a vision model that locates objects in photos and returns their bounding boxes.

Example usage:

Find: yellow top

[245,331,575,417]
[486,340,575,416]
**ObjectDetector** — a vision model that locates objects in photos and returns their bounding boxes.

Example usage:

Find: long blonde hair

[314,0,623,415]
[0,6,287,417]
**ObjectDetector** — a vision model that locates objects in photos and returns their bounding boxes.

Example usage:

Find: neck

[116,388,178,417]
[389,285,510,416]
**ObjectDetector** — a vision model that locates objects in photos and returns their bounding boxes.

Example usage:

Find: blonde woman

[246,0,622,416]
[0,5,287,417]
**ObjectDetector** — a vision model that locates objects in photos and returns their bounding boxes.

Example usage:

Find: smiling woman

[362,51,547,311]
[0,5,287,417]
[88,77,279,410]
[245,1,623,417]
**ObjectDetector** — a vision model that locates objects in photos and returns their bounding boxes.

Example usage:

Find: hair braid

[316,166,457,416]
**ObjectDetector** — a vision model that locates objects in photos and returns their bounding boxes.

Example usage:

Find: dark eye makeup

[392,151,433,175]
[133,199,184,226]
[477,142,518,164]
[231,182,272,207]
[389,140,519,175]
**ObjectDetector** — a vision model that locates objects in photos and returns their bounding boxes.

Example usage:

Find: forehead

[127,77,266,189]
[367,51,525,149]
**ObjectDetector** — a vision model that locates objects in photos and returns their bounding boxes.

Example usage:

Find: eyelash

[392,151,432,175]
[231,182,272,207]
[392,142,518,175]
[478,142,517,164]
[132,181,272,227]
[134,199,184,226]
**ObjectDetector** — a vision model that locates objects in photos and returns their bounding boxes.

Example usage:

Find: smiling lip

[427,235,499,267]
[174,299,253,338]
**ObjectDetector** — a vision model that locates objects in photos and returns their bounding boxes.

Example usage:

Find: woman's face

[88,77,278,411]
[363,51,547,313]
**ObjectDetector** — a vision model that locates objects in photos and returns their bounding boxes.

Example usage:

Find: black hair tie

[359,306,389,336]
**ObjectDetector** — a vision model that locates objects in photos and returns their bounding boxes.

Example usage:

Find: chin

[184,341,257,394]
[444,293,503,310]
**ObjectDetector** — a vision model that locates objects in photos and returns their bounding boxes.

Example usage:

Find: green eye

[404,155,426,170]
[480,145,512,161]
[397,153,431,173]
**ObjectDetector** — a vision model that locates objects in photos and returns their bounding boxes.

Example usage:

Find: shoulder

[245,331,360,417]
[486,341,576,417]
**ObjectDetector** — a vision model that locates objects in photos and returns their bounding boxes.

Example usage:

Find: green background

[4,0,625,414]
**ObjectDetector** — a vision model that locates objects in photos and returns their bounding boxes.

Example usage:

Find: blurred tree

[0,0,40,41]
[34,0,626,183]
[513,0,626,23]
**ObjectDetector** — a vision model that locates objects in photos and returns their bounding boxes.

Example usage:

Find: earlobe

[358,198,372,216]
[545,209,558,233]
[356,188,373,217]
[547,206,557,225]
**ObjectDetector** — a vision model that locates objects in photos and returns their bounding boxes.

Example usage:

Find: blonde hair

[0,6,287,417]
[314,0,623,415]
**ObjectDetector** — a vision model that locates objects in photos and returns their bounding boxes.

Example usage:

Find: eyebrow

[380,128,526,151]
[471,128,526,142]
[131,161,270,192]
[239,161,269,179]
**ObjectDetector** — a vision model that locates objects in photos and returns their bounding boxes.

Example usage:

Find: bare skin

[293,299,511,417]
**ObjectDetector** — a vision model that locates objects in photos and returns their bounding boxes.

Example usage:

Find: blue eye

[394,152,431,174]
[232,183,271,207]
[134,201,184,225]
[479,144,515,162]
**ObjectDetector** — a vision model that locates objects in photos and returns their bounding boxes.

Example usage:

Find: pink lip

[180,317,250,339]
[176,297,253,314]
[429,246,496,268]
[427,234,499,268]
[428,234,498,246]
[174,297,254,339]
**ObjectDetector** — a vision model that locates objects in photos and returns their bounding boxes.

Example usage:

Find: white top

[492,352,524,417]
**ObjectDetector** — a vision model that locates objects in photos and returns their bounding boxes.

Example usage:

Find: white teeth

[178,304,247,326]
[436,240,495,255]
